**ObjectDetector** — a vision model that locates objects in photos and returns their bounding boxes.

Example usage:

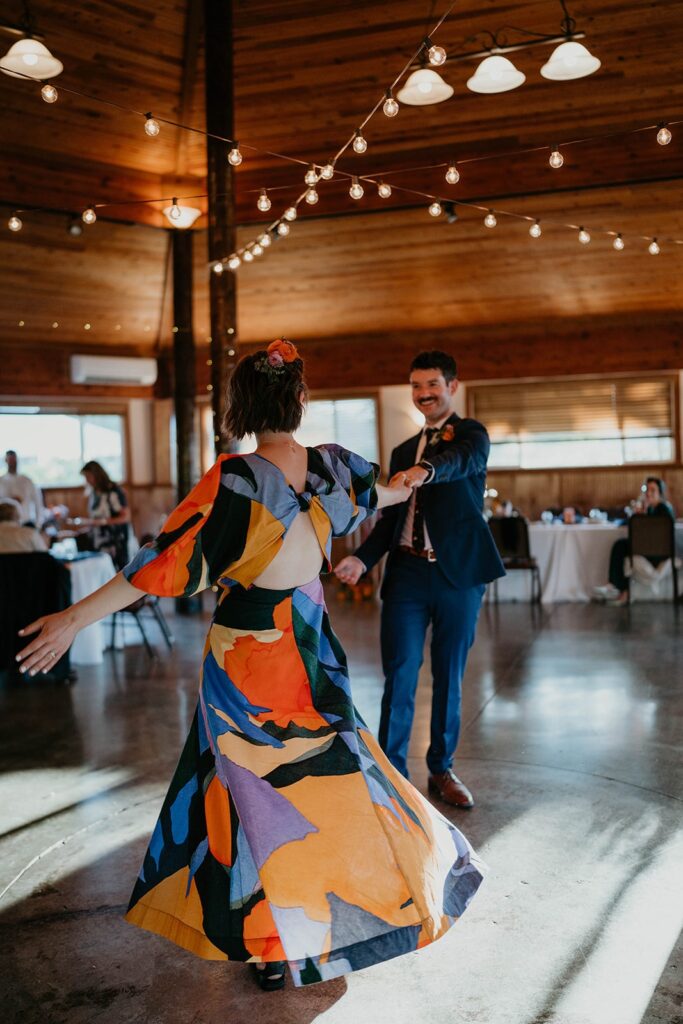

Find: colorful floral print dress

[122,445,485,986]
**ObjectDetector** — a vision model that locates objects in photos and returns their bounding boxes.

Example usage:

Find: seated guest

[80,461,132,570]
[0,449,45,526]
[594,476,675,605]
[0,498,48,553]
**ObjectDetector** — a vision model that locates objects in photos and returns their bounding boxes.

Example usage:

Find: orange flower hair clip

[254,337,299,380]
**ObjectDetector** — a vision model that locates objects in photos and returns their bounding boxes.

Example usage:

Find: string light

[383,89,399,117]
[648,238,660,255]
[549,146,564,169]
[349,176,364,200]
[259,233,271,248]
[613,233,625,250]
[305,188,319,205]
[304,164,318,186]
[52,321,58,328]
[284,206,298,221]
[227,255,240,270]
[277,221,290,236]
[212,260,224,274]
[82,207,97,224]
[425,37,447,66]
[8,214,22,232]
[41,84,58,103]
[578,226,591,244]
[529,219,542,238]
[168,198,182,221]
[242,249,254,263]
[144,113,160,137]
[257,189,271,212]
[352,129,368,154]
[484,210,497,228]
[428,201,442,217]
[445,163,460,184]
[657,124,672,146]
[252,243,263,256]
[320,162,335,180]
[377,181,392,198]
[228,143,242,166]
[84,322,91,330]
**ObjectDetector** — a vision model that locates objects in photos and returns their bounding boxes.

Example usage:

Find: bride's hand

[387,474,414,502]
[16,609,79,676]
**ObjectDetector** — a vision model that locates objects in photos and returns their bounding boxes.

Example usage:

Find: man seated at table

[0,450,45,527]
[0,498,48,553]
[593,476,675,606]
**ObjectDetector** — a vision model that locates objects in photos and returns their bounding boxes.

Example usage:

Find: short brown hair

[223,350,308,439]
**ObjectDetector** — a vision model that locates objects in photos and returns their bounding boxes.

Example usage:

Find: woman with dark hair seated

[16,340,485,993]
[80,460,132,570]
[594,476,675,606]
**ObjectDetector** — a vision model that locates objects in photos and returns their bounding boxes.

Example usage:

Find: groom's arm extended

[354,448,402,572]
[421,420,490,485]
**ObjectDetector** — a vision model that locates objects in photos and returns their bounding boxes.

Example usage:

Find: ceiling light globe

[397,68,453,106]
[467,55,525,94]
[0,38,63,80]
[540,41,601,81]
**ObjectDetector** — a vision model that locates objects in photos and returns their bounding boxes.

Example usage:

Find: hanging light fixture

[428,201,442,217]
[397,68,453,106]
[227,255,241,271]
[445,164,460,185]
[82,207,97,225]
[549,145,564,168]
[304,164,318,186]
[40,83,57,103]
[540,40,600,81]
[484,210,497,228]
[212,261,224,275]
[648,238,660,255]
[349,177,364,200]
[259,233,271,248]
[377,181,392,198]
[228,142,242,166]
[277,221,290,236]
[657,124,672,146]
[529,219,542,238]
[425,37,447,67]
[613,233,625,250]
[352,129,368,154]
[257,189,271,212]
[305,188,319,205]
[144,113,160,137]
[0,37,63,80]
[467,55,525,94]
[162,200,201,229]
[283,206,297,221]
[578,226,591,244]
[320,161,335,180]
[8,214,22,232]
[383,89,399,117]
[242,249,254,263]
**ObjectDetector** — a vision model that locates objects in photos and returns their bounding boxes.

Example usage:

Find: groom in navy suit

[335,351,504,808]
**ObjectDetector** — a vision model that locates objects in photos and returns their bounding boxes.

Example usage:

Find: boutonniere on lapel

[425,422,456,450]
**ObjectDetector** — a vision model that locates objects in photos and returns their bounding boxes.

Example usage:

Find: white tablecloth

[64,553,118,664]
[491,522,683,604]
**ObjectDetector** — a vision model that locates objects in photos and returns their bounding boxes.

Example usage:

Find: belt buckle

[427,548,437,563]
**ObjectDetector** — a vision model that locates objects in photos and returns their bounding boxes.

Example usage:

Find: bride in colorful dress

[17,339,485,991]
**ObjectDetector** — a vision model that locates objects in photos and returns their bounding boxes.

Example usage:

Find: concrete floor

[1,590,682,1024]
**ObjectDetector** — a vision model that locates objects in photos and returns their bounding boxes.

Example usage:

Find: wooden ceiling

[0,0,682,355]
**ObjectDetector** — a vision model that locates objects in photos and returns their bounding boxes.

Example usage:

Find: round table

[64,553,117,664]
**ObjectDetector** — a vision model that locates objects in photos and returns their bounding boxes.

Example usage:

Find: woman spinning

[16,340,485,990]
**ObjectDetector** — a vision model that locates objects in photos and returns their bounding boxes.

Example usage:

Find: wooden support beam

[171,228,199,500]
[203,0,237,454]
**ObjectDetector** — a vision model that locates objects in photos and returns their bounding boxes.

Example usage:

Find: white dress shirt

[399,415,450,550]
[0,472,45,526]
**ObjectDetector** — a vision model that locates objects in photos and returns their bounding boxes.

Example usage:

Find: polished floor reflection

[1,590,681,1024]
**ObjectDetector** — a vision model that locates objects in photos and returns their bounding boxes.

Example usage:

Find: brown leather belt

[398,544,437,562]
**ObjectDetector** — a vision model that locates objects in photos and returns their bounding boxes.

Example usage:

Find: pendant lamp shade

[162,204,202,229]
[0,37,63,79]
[467,55,525,94]
[397,68,453,106]
[540,41,601,81]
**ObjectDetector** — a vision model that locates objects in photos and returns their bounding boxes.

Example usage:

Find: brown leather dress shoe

[428,770,474,809]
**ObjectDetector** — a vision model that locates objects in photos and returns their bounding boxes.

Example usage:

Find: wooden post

[204,0,238,454]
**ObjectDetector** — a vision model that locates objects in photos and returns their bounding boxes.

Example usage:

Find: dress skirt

[125,577,485,986]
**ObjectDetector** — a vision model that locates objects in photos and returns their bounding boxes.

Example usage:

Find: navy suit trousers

[379,552,485,778]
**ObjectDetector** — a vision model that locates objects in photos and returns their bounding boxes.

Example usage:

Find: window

[0,408,126,486]
[468,377,676,470]
[218,396,380,465]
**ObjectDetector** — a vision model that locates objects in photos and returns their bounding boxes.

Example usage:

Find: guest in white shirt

[0,498,47,553]
[0,450,45,526]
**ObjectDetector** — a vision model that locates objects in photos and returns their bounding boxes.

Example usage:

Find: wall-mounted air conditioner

[70,355,158,386]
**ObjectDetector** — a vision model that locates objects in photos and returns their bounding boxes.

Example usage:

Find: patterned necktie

[412,428,438,550]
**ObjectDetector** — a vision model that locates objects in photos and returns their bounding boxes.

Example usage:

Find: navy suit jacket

[355,414,505,592]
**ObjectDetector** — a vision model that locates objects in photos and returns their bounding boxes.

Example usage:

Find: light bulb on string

[657,124,672,146]
[352,129,368,154]
[284,206,297,221]
[648,238,660,255]
[484,210,497,228]
[445,164,460,185]
[257,189,271,212]
[320,162,334,180]
[242,249,254,263]
[549,146,564,169]
[252,243,263,256]
[305,188,319,205]
[377,181,392,199]
[259,233,271,248]
[228,143,242,166]
[82,207,97,225]
[41,83,58,103]
[425,37,447,66]
[168,198,182,221]
[227,255,241,271]
[349,176,364,200]
[429,201,442,218]
[277,221,290,236]
[613,233,625,251]
[8,214,22,232]
[212,260,224,275]
[144,113,160,137]
[578,226,591,244]
[529,219,542,238]
[304,164,319,186]
[383,89,399,117]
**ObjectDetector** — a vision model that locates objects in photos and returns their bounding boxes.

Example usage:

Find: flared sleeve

[315,444,380,538]
[122,455,250,597]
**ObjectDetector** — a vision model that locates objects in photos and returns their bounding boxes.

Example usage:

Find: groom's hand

[333,555,366,586]
[400,465,430,488]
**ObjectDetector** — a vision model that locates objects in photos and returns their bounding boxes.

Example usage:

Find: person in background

[80,461,132,570]
[593,476,675,606]
[0,450,45,527]
[0,498,47,553]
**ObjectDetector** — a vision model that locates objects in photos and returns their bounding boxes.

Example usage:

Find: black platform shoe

[250,961,286,992]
